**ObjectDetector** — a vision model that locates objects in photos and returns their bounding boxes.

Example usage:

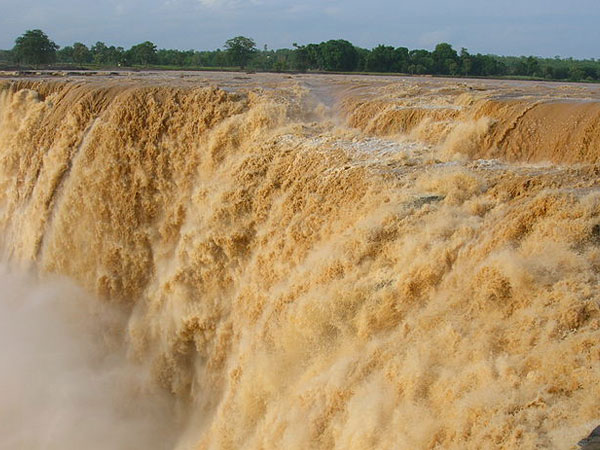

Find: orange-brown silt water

[0,72,600,449]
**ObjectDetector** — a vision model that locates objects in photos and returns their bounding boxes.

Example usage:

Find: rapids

[0,72,599,449]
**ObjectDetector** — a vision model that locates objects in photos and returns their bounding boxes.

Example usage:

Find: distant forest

[2,29,600,83]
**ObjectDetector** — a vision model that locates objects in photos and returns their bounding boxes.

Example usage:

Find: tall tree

[432,42,459,75]
[394,47,409,73]
[13,29,59,65]
[90,42,124,65]
[292,43,309,72]
[72,42,92,64]
[366,45,396,72]
[128,41,157,65]
[318,40,359,71]
[409,49,433,74]
[91,42,108,64]
[57,46,74,63]
[224,36,257,69]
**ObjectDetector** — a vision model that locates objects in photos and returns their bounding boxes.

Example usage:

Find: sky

[1,0,599,58]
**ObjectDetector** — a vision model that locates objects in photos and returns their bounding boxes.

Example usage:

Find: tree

[569,66,586,82]
[157,49,189,66]
[224,36,257,69]
[459,48,472,75]
[91,41,108,64]
[0,50,12,63]
[292,43,309,72]
[394,47,409,73]
[525,56,541,77]
[432,42,459,75]
[213,49,227,67]
[366,45,396,72]
[13,29,59,65]
[57,46,74,63]
[127,41,157,66]
[72,42,92,64]
[90,42,125,65]
[318,40,359,71]
[409,49,433,74]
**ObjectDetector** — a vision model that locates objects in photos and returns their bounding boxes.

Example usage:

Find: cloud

[1,0,599,57]
[324,6,342,17]
[198,0,234,7]
[196,0,263,9]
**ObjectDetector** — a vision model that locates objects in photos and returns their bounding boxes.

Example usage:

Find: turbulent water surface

[1,71,600,449]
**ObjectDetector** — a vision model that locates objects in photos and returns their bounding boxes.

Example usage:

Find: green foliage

[366,45,397,72]
[318,40,358,71]
[355,47,370,72]
[213,49,226,67]
[432,43,459,75]
[408,49,433,74]
[91,42,108,63]
[0,50,12,63]
[127,41,157,65]
[5,28,600,82]
[57,46,74,63]
[273,59,288,72]
[304,44,322,69]
[394,47,409,72]
[157,49,189,66]
[58,42,92,64]
[224,36,257,69]
[73,42,92,64]
[13,29,59,65]
[292,43,309,72]
[91,42,125,65]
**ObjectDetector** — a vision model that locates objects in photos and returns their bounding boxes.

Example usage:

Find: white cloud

[198,0,234,7]
[196,0,263,8]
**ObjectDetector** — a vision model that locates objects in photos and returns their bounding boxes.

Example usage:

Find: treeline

[2,29,600,83]
[55,41,233,67]
[283,42,600,82]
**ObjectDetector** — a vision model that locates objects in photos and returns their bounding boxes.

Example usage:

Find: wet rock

[579,425,600,449]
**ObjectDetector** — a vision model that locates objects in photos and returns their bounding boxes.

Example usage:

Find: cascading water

[0,73,599,449]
